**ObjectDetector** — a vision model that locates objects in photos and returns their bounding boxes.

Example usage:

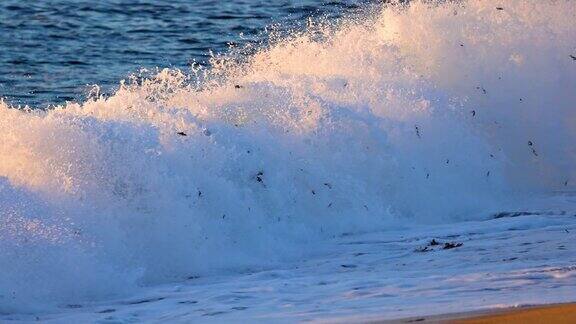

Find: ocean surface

[1,0,576,321]
[0,0,369,107]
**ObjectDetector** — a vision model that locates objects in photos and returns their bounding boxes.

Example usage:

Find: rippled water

[0,0,368,107]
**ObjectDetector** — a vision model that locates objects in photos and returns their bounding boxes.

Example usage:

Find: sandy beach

[453,303,576,323]
[388,303,576,323]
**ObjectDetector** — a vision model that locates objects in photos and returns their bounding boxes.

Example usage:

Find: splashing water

[0,0,575,312]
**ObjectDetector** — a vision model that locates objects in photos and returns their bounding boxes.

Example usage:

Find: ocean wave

[0,0,575,312]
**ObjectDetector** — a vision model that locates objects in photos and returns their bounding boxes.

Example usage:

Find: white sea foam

[0,0,575,312]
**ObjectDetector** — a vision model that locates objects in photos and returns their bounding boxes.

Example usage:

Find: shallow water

[6,203,576,322]
[0,0,367,107]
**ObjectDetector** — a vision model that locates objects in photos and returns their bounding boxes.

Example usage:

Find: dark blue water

[0,0,370,108]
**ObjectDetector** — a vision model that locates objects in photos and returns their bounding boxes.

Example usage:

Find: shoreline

[383,303,576,323]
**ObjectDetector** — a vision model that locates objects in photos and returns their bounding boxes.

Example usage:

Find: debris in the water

[255,171,264,185]
[415,125,421,138]
[443,242,463,250]
[570,55,576,61]
[324,183,333,189]
[177,131,187,136]
[493,211,537,219]
[417,239,463,253]
[234,84,244,89]
[496,7,504,10]
[528,141,539,156]
[471,110,476,117]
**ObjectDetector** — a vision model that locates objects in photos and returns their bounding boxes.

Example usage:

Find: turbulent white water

[1,0,575,313]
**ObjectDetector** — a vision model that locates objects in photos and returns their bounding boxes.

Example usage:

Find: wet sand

[451,303,576,323]
[384,303,576,323]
